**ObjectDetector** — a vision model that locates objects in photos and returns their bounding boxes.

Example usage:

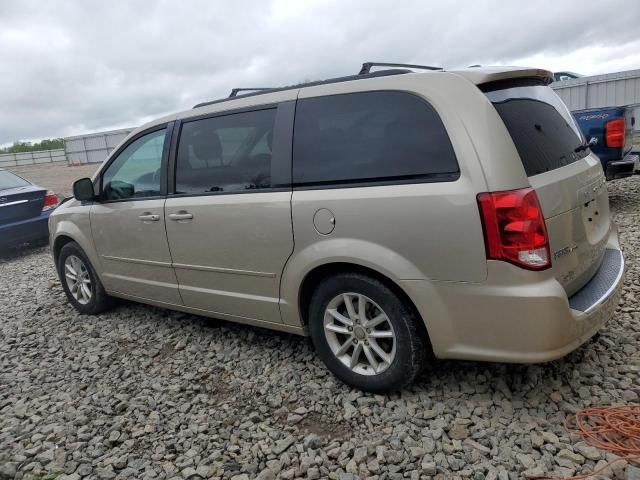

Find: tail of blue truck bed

[572,106,637,180]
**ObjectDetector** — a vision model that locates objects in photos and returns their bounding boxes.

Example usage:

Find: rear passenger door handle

[138,213,160,222]
[169,212,194,221]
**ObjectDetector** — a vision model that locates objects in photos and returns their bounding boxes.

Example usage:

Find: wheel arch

[52,234,75,263]
[50,219,102,280]
[296,262,431,347]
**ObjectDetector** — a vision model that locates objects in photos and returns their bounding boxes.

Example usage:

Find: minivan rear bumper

[568,249,624,313]
[402,229,624,363]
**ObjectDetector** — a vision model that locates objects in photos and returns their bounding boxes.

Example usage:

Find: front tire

[308,273,426,392]
[57,242,114,315]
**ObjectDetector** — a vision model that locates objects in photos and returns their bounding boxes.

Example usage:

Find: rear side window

[485,83,587,176]
[0,170,30,190]
[293,91,459,186]
[176,109,276,194]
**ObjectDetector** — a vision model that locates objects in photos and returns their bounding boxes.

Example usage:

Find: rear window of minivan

[484,81,588,176]
[293,91,459,187]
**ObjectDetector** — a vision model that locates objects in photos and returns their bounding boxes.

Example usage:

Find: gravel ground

[1,177,639,480]
[9,163,98,197]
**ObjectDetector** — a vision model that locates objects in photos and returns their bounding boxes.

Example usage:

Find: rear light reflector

[477,188,551,270]
[43,191,59,211]
[605,118,625,147]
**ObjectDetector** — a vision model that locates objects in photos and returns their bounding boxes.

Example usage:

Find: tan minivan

[50,63,625,391]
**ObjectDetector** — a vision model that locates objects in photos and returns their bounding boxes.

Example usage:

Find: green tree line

[0,138,64,154]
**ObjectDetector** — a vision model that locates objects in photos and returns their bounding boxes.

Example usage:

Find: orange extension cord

[534,405,640,480]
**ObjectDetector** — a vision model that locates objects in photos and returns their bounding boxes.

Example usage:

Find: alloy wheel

[323,292,396,375]
[64,255,92,305]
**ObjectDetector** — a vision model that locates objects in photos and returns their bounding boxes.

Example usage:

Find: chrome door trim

[101,254,276,278]
[172,262,276,278]
[101,254,173,268]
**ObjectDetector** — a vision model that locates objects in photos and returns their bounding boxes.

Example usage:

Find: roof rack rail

[193,68,413,109]
[359,62,442,75]
[229,87,273,98]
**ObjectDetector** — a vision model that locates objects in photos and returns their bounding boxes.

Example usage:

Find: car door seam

[162,197,186,305]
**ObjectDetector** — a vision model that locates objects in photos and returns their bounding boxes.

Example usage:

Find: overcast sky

[1,0,639,145]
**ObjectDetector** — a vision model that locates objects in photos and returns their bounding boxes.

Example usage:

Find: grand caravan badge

[554,244,579,259]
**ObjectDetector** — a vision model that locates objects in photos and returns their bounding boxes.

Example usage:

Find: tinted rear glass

[485,84,587,176]
[293,91,459,186]
[0,170,30,190]
[176,109,276,194]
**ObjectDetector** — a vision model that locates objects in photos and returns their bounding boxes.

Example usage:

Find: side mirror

[73,178,96,201]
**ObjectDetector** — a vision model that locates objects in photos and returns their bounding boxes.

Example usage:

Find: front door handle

[169,212,194,221]
[138,213,160,222]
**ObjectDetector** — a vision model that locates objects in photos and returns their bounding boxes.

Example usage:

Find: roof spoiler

[450,67,554,86]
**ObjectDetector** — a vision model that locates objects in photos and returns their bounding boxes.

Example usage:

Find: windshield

[0,170,30,190]
[485,84,588,176]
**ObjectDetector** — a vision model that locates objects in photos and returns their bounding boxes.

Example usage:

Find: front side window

[293,91,459,186]
[175,109,276,194]
[102,128,166,201]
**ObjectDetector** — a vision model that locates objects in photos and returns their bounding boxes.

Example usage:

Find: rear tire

[57,241,115,315]
[308,272,426,392]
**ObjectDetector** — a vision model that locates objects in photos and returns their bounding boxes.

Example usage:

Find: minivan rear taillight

[605,118,625,148]
[43,191,59,211]
[477,188,551,271]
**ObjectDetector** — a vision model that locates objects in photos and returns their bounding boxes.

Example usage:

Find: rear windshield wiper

[574,136,598,153]
[574,143,589,153]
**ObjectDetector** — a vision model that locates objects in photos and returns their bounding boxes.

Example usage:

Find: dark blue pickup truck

[572,106,638,180]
